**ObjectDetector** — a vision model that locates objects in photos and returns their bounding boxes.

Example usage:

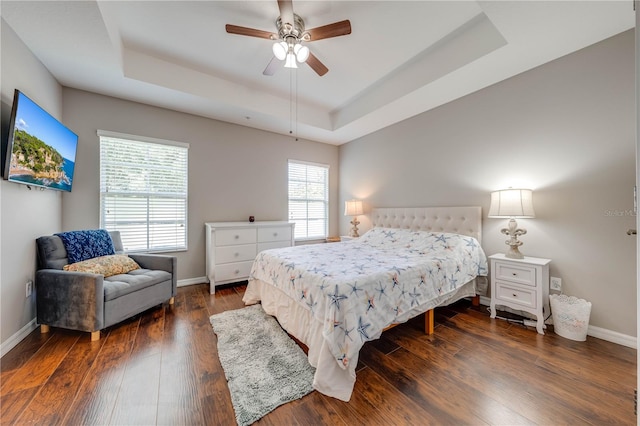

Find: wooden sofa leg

[91,331,101,341]
[40,324,50,334]
[169,297,175,305]
[472,295,480,306]
[425,309,434,335]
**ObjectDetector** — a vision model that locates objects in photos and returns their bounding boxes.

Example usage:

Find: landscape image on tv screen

[5,90,77,192]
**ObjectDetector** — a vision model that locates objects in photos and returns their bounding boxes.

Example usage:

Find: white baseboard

[177,276,207,287]
[586,325,637,348]
[477,296,636,348]
[1,318,38,358]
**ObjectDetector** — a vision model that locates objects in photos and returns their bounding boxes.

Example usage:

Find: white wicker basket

[549,294,591,341]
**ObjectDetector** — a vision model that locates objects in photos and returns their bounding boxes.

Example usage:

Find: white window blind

[99,132,188,252]
[288,160,329,240]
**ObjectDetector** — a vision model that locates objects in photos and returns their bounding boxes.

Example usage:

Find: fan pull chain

[295,68,299,141]
[289,67,293,137]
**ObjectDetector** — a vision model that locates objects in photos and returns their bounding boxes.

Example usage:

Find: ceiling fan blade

[225,24,277,40]
[306,20,351,41]
[306,52,328,77]
[263,56,280,76]
[277,0,294,24]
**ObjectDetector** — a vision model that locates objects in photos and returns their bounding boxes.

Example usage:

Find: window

[99,131,188,252]
[288,160,329,240]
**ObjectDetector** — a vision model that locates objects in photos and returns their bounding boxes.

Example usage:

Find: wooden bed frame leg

[425,309,434,335]
[90,331,101,341]
[169,297,175,305]
[40,324,50,334]
[472,295,480,306]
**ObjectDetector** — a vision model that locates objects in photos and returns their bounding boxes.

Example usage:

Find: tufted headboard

[369,206,482,243]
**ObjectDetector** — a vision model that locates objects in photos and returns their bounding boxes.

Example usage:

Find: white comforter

[248,228,488,374]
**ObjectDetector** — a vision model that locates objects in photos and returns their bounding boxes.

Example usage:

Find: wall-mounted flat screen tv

[2,89,78,192]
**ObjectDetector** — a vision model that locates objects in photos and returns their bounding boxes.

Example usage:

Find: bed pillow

[55,229,115,263]
[63,254,140,277]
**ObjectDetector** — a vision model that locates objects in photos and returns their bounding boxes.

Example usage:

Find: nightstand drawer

[494,261,537,287]
[495,281,537,309]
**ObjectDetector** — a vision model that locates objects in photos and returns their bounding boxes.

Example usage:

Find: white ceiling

[1,1,635,145]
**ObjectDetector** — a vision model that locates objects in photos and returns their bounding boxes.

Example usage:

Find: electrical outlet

[26,280,33,298]
[550,277,562,291]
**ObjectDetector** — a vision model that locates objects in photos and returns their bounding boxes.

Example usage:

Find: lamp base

[505,245,525,259]
[501,218,527,260]
[349,216,360,238]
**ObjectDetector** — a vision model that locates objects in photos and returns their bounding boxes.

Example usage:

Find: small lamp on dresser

[344,199,364,238]
[488,188,535,259]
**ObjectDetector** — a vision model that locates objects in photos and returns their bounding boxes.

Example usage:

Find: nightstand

[489,253,551,335]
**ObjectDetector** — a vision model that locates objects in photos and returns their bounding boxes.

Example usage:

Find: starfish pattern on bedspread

[249,227,488,371]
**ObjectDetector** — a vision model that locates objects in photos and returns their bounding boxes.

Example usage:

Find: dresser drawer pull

[235,235,240,239]
[512,273,517,276]
[512,293,518,297]
[234,252,239,257]
[273,232,278,237]
[235,269,240,274]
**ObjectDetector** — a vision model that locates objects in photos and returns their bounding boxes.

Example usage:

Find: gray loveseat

[35,230,177,341]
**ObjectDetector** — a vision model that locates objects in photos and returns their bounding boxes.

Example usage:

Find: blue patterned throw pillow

[55,229,116,264]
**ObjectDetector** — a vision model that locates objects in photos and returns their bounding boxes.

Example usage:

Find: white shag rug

[210,304,315,426]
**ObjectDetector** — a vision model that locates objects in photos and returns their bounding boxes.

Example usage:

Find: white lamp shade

[272,41,287,60]
[294,44,309,63]
[344,199,364,216]
[488,189,535,218]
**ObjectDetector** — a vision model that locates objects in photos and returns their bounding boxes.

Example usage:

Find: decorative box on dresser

[205,221,295,293]
[489,253,551,335]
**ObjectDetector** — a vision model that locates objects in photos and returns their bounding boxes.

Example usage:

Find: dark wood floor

[1,283,636,425]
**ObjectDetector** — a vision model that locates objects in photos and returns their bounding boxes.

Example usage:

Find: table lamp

[344,199,364,238]
[488,189,535,259]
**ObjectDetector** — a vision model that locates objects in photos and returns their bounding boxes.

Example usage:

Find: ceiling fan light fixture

[272,41,288,60]
[294,44,309,63]
[284,52,298,68]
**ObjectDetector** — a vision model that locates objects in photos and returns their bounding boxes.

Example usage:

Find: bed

[242,206,488,401]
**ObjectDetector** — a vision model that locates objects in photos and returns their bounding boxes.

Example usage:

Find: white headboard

[370,206,482,243]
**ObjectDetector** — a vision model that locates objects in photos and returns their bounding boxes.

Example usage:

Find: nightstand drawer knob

[512,293,518,297]
[512,273,517,276]
[235,235,240,239]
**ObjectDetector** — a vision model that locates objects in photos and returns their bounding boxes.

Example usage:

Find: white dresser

[205,221,295,293]
[489,253,551,335]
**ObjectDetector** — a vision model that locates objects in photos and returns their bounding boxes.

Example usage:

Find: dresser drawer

[215,228,256,246]
[257,241,291,253]
[215,244,256,264]
[494,261,536,287]
[215,261,253,282]
[258,226,292,243]
[495,281,537,309]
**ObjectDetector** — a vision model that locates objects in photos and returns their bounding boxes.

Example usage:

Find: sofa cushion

[63,254,140,278]
[103,269,172,301]
[55,229,115,263]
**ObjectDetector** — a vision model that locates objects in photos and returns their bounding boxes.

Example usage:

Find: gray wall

[339,30,636,336]
[0,20,64,347]
[61,88,339,281]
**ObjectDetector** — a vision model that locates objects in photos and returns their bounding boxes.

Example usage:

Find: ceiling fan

[225,0,351,77]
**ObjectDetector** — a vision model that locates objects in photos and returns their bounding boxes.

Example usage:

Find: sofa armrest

[35,269,105,332]
[128,254,177,297]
